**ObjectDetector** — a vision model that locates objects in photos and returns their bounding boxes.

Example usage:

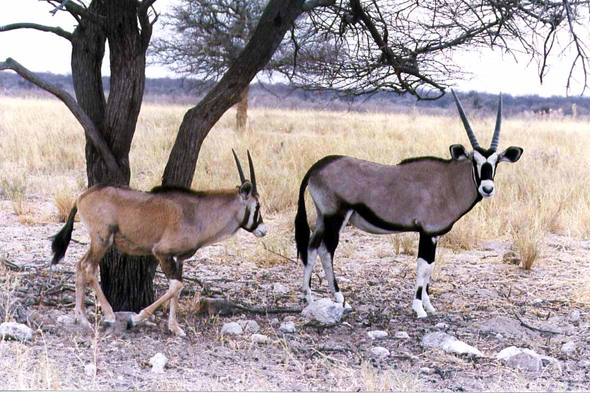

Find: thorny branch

[274,0,590,99]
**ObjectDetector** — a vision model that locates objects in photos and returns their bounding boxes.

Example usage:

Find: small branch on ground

[514,312,562,335]
[262,241,298,264]
[196,297,303,316]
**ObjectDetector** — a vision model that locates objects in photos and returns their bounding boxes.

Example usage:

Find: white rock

[371,346,390,358]
[221,322,243,336]
[270,318,280,327]
[149,353,168,374]
[84,363,97,377]
[301,298,344,326]
[57,315,76,325]
[279,321,296,333]
[237,320,260,334]
[368,330,388,339]
[496,346,542,372]
[435,322,448,330]
[0,322,33,342]
[252,334,270,344]
[496,333,504,341]
[422,332,482,357]
[395,331,410,339]
[273,283,289,295]
[579,360,590,369]
[570,310,581,322]
[562,341,576,355]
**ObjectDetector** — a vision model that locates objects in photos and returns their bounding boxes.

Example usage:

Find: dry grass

[1,96,590,261]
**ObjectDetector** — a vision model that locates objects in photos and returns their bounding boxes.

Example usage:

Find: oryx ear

[450,144,470,160]
[498,146,523,163]
[239,181,253,199]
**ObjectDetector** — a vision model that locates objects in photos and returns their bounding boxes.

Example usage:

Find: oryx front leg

[412,234,437,318]
[130,254,186,336]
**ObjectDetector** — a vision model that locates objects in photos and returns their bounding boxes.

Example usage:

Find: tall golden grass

[1,96,590,267]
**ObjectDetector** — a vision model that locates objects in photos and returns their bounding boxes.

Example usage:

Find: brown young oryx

[51,151,266,336]
[295,91,523,318]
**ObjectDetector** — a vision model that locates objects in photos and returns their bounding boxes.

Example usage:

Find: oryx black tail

[51,205,77,264]
[295,173,311,266]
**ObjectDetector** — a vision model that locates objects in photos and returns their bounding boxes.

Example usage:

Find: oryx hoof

[342,302,354,314]
[169,326,186,338]
[126,315,138,330]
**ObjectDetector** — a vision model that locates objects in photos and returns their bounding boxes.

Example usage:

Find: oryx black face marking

[295,90,523,318]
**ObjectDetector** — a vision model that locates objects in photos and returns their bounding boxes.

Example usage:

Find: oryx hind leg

[318,210,352,307]
[412,233,437,318]
[85,233,116,326]
[302,217,324,304]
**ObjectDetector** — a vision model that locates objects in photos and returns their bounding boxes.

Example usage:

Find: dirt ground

[0,198,589,391]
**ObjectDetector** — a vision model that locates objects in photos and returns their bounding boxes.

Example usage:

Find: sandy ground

[0,198,589,391]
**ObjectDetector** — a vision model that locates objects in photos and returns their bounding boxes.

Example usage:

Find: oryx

[52,150,266,336]
[295,91,523,317]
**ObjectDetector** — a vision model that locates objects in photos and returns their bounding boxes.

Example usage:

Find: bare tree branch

[0,58,123,180]
[0,22,73,41]
[302,0,336,11]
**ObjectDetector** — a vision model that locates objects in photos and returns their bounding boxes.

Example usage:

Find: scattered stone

[497,346,542,372]
[370,346,390,358]
[279,321,296,334]
[84,363,97,377]
[252,334,271,344]
[270,318,280,327]
[237,320,260,334]
[419,367,433,374]
[562,341,576,356]
[435,322,448,330]
[273,283,289,295]
[368,330,388,339]
[301,298,344,326]
[569,310,581,323]
[221,322,243,336]
[395,331,410,339]
[422,332,482,357]
[57,315,76,326]
[541,356,563,375]
[496,333,504,341]
[149,353,168,374]
[0,322,33,342]
[579,360,590,369]
[503,250,521,265]
[283,315,297,322]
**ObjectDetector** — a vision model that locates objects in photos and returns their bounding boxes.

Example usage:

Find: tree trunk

[70,0,158,312]
[162,0,306,187]
[235,84,250,134]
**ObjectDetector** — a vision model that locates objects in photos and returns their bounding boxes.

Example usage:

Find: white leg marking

[302,248,318,304]
[412,257,434,318]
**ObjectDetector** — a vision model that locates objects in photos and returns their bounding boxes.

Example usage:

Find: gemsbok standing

[295,91,523,318]
[52,151,266,336]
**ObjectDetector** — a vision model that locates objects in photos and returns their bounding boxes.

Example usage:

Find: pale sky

[0,0,587,98]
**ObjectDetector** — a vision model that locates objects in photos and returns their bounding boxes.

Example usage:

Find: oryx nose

[483,185,494,194]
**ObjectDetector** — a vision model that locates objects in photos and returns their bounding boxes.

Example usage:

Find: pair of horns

[232,149,257,195]
[451,89,502,151]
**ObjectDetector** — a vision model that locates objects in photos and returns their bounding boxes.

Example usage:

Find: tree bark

[70,0,158,312]
[162,0,306,187]
[235,84,250,134]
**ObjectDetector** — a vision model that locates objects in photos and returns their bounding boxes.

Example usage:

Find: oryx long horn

[490,93,502,151]
[247,150,257,195]
[451,89,480,150]
[232,149,246,184]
